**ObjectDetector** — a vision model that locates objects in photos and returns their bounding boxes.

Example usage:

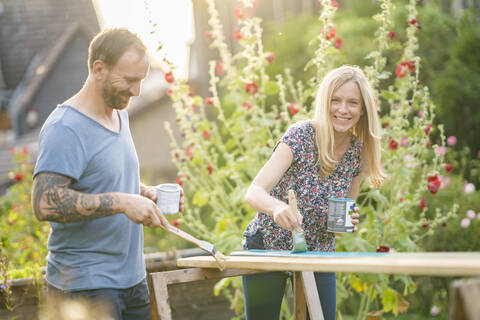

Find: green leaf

[381,288,397,313]
[192,189,209,207]
[264,81,280,95]
[381,90,399,100]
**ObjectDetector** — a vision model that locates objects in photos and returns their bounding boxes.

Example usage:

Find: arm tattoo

[32,172,118,223]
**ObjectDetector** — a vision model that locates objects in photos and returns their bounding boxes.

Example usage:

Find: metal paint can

[327,198,355,233]
[156,183,181,215]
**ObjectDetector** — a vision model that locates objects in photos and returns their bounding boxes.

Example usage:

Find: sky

[93,0,194,79]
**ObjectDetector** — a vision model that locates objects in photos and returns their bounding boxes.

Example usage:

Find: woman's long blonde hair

[314,65,386,188]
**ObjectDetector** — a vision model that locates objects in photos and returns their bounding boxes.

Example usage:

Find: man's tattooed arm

[32,172,122,223]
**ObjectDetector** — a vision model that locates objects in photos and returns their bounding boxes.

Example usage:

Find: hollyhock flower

[185,147,193,160]
[404,154,417,168]
[409,18,418,25]
[430,306,441,316]
[12,204,19,212]
[400,137,408,147]
[463,182,475,194]
[334,38,343,49]
[175,178,182,186]
[23,146,29,154]
[207,165,213,175]
[376,245,390,252]
[388,31,395,40]
[419,198,427,210]
[165,72,174,84]
[416,24,422,30]
[395,60,415,78]
[446,136,457,146]
[14,173,24,182]
[216,61,224,76]
[427,175,441,194]
[266,52,275,64]
[466,210,476,219]
[9,147,15,154]
[460,218,470,228]
[436,146,446,156]
[203,130,210,140]
[426,140,431,148]
[243,102,253,110]
[204,31,212,42]
[233,29,243,41]
[325,27,336,40]
[477,212,480,220]
[245,82,258,94]
[445,163,454,174]
[172,219,180,227]
[389,140,398,151]
[382,122,389,128]
[289,102,299,115]
[233,3,248,19]
[167,90,173,97]
[275,114,282,120]
[205,97,213,106]
[331,0,340,9]
[418,110,424,118]
[424,123,433,135]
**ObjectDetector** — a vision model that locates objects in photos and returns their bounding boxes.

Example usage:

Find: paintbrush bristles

[213,252,227,271]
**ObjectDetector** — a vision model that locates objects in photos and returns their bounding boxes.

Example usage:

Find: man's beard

[101,79,132,110]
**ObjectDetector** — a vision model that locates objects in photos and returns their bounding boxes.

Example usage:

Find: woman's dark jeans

[242,230,336,320]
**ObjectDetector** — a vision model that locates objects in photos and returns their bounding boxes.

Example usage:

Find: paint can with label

[327,198,355,233]
[156,183,181,214]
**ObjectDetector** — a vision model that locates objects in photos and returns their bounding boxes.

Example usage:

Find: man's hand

[140,183,185,213]
[123,194,169,228]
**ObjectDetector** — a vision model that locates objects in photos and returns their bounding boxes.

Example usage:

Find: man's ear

[92,60,107,80]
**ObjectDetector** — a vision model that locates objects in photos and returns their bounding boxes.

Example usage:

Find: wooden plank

[150,273,173,320]
[301,272,323,320]
[176,252,480,277]
[158,268,262,285]
[294,272,307,320]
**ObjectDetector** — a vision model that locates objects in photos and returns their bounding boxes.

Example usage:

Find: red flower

[325,27,336,40]
[244,82,258,94]
[382,122,389,128]
[289,102,299,115]
[164,72,174,84]
[266,52,275,64]
[275,114,282,120]
[233,3,250,19]
[185,147,193,160]
[426,140,431,148]
[243,102,253,110]
[416,24,422,30]
[203,130,211,140]
[205,97,213,106]
[395,60,415,78]
[445,163,454,174]
[207,165,213,175]
[388,31,395,40]
[233,29,243,41]
[389,140,398,150]
[13,173,24,182]
[23,146,29,154]
[424,123,433,135]
[204,31,212,42]
[172,219,180,227]
[12,204,19,212]
[334,38,342,49]
[427,175,441,194]
[167,90,173,97]
[409,18,418,25]
[9,147,15,154]
[216,61,224,76]
[422,219,429,229]
[175,178,182,186]
[419,197,427,210]
[331,0,340,9]
[376,245,390,252]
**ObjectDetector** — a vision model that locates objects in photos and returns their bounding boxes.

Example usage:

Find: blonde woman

[243,65,386,320]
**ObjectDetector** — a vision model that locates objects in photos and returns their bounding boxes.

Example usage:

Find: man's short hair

[88,28,147,71]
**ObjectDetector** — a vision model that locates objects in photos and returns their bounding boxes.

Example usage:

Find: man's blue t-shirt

[33,105,145,291]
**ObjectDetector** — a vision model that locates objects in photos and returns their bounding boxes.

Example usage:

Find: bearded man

[32,28,182,319]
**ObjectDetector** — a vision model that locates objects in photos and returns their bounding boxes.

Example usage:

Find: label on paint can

[327,198,355,233]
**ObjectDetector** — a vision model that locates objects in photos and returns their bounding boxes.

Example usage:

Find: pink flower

[289,102,299,115]
[233,29,243,41]
[463,182,476,194]
[425,123,433,135]
[204,97,213,106]
[460,218,471,228]
[233,3,248,20]
[334,38,342,49]
[216,61,224,76]
[400,137,408,147]
[466,210,476,219]
[326,27,336,40]
[165,72,174,84]
[427,175,441,194]
[430,306,441,316]
[436,146,446,156]
[242,102,253,110]
[446,136,457,146]
[388,31,395,40]
[439,175,451,189]
[445,163,454,174]
[418,110,424,118]
[204,31,212,42]
[185,147,193,160]
[477,212,480,220]
[244,82,258,94]
[207,165,213,175]
[331,0,340,9]
[266,52,275,64]
[395,60,415,78]
[389,140,398,151]
[419,198,427,210]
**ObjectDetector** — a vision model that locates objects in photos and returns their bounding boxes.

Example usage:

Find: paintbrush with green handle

[165,224,226,270]
[288,190,307,253]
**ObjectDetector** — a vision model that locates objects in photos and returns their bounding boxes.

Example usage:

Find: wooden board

[177,252,480,277]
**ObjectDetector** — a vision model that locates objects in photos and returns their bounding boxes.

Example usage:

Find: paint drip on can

[327,198,355,233]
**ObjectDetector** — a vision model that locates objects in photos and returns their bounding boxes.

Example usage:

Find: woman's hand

[351,206,360,232]
[272,202,302,231]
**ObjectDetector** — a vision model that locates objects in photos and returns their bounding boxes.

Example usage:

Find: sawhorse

[150,268,325,320]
